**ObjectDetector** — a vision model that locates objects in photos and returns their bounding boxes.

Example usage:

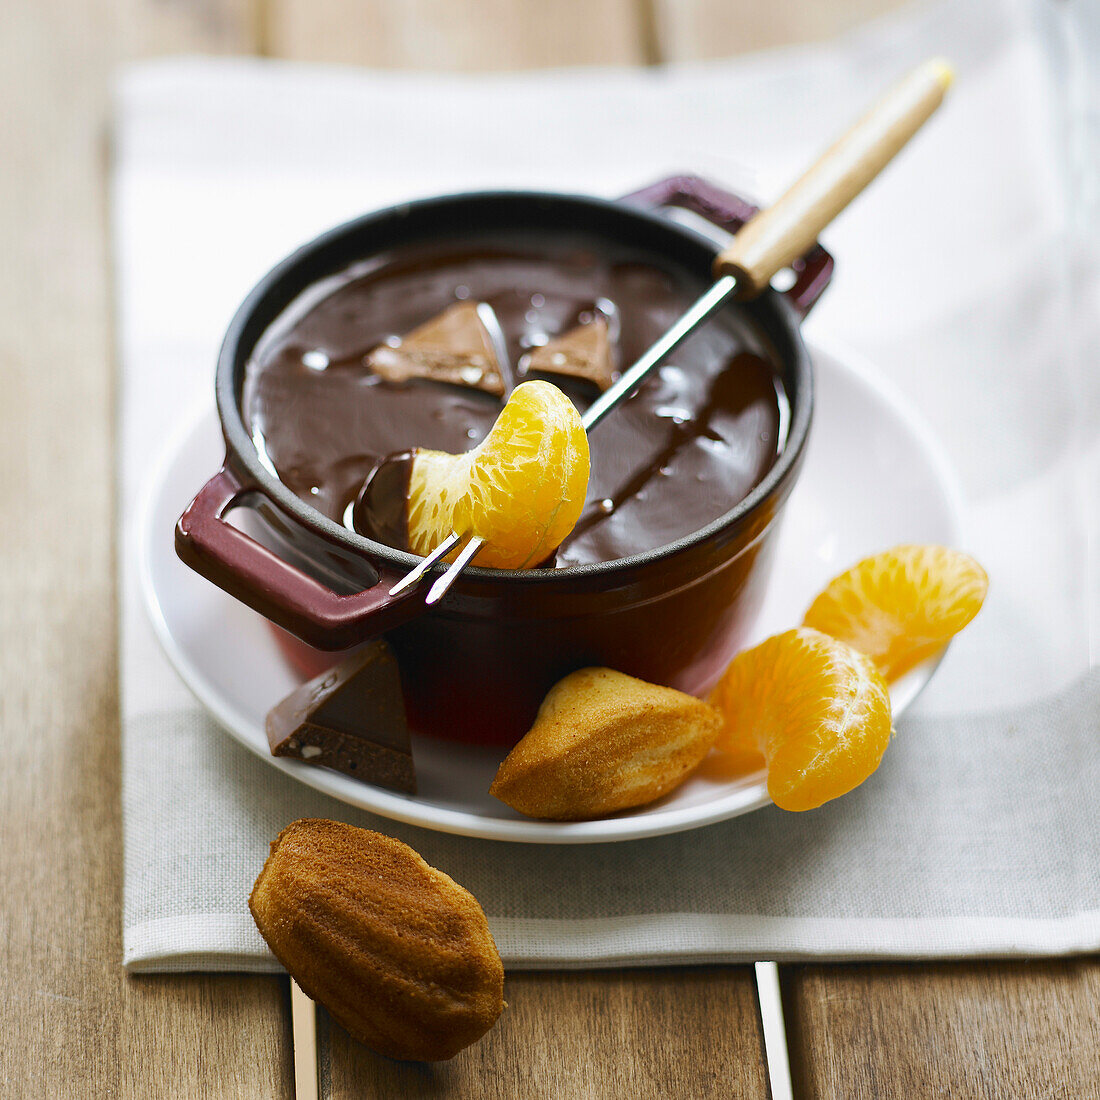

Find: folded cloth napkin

[115,0,1099,972]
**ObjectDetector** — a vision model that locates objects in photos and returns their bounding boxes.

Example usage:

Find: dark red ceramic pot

[177,176,829,745]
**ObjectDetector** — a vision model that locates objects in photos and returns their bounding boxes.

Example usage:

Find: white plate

[139,341,962,843]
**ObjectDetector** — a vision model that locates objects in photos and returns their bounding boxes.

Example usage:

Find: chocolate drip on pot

[353,451,414,549]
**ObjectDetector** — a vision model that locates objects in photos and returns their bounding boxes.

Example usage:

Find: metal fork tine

[425,536,485,606]
[388,531,462,595]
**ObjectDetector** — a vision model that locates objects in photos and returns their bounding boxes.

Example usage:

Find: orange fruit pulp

[406,380,590,570]
[709,627,892,812]
[803,545,988,680]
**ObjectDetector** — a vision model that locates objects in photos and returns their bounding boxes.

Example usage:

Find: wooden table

[3,0,1097,1094]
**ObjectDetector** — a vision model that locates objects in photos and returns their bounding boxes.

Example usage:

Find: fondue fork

[392,58,953,606]
[392,270,745,603]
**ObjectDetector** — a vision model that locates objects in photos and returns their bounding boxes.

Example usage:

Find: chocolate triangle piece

[266,641,416,794]
[524,315,616,391]
[365,301,506,397]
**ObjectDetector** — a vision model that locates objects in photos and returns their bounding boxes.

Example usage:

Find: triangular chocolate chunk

[366,301,506,396]
[524,315,616,391]
[266,641,416,794]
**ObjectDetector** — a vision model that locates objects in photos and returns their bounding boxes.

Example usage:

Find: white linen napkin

[115,0,1099,972]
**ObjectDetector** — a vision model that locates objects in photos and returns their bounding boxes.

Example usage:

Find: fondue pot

[177,176,829,744]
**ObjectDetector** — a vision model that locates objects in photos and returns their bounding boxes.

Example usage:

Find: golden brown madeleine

[490,667,722,820]
[249,819,504,1062]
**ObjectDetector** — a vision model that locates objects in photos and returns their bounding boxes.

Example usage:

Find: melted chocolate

[243,238,784,567]
[352,451,414,551]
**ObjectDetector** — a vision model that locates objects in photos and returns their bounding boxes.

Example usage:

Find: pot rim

[216,187,814,587]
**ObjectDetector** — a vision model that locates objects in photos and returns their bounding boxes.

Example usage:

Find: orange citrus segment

[709,627,892,811]
[407,380,590,569]
[803,545,988,681]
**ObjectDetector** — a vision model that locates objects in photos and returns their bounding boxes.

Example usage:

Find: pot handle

[175,464,421,651]
[621,174,833,317]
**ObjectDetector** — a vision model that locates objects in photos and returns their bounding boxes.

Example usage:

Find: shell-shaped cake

[491,667,723,819]
[250,819,505,1061]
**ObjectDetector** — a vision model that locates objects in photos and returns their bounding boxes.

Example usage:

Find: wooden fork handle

[714,58,953,297]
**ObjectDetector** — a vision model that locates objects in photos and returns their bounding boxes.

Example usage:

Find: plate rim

[135,336,963,844]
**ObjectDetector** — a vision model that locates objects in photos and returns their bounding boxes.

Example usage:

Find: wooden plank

[783,961,1100,1098]
[118,0,259,54]
[324,967,769,1098]
[0,0,291,1096]
[120,976,293,1097]
[650,0,910,62]
[264,0,648,69]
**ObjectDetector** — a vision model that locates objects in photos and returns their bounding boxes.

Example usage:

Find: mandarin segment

[709,628,892,812]
[407,380,590,569]
[803,545,988,680]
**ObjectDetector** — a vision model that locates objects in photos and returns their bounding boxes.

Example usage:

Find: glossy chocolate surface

[243,237,785,568]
